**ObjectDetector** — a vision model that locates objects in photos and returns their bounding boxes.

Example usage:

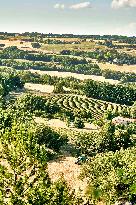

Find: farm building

[112,116,136,125]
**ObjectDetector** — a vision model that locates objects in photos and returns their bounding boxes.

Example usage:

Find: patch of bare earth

[34,118,98,133]
[24,83,54,93]
[98,62,136,73]
[34,117,89,196]
[0,39,32,49]
[48,156,87,195]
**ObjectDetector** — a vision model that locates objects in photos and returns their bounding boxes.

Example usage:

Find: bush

[34,124,68,152]
[81,147,136,204]
[75,122,136,156]
[31,42,41,48]
[74,117,85,129]
[15,94,60,116]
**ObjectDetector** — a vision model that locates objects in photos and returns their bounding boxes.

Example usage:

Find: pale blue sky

[0,0,136,36]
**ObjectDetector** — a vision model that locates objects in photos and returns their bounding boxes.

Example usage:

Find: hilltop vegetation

[0,32,136,205]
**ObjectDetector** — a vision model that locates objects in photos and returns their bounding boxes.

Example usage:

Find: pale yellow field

[0,39,32,49]
[24,83,54,93]
[34,117,98,132]
[29,69,120,84]
[98,62,136,73]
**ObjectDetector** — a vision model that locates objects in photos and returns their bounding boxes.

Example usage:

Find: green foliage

[15,94,60,117]
[0,104,74,204]
[0,84,4,96]
[1,58,100,76]
[45,94,130,121]
[75,121,136,156]
[61,48,136,65]
[53,82,65,94]
[50,177,77,205]
[0,108,13,129]
[31,42,41,48]
[0,70,24,96]
[102,69,136,82]
[81,147,136,204]
[1,46,88,66]
[74,117,85,129]
[83,79,136,105]
[0,34,136,204]
[34,124,68,152]
[0,116,82,204]
[131,102,136,118]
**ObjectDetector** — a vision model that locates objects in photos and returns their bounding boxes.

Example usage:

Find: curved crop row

[46,94,130,119]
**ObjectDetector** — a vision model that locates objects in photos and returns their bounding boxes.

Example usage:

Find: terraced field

[46,94,130,120]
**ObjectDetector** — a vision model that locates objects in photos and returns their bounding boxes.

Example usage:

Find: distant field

[41,41,105,53]
[98,62,136,73]
[44,37,81,42]
[1,38,136,74]
[0,39,32,49]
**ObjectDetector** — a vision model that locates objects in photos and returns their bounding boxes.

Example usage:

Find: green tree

[53,82,65,94]
[81,147,136,204]
[131,102,136,118]
[74,117,85,129]
[31,42,41,48]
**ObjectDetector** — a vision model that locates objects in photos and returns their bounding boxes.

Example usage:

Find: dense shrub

[34,124,68,152]
[14,94,60,116]
[74,117,85,129]
[31,42,41,48]
[75,122,136,156]
[81,147,136,204]
[0,71,24,96]
[83,79,136,105]
[60,49,136,65]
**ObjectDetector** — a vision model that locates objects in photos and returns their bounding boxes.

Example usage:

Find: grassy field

[41,41,105,53]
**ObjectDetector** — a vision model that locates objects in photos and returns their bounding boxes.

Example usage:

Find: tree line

[83,79,136,105]
[60,49,136,65]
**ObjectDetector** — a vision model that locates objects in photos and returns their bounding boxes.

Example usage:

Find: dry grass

[48,156,88,195]
[34,117,88,195]
[29,69,120,84]
[98,62,136,73]
[0,39,32,49]
[41,41,103,53]
[34,117,99,134]
[24,83,54,93]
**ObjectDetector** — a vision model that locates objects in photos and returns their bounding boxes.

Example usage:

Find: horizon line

[0,31,135,38]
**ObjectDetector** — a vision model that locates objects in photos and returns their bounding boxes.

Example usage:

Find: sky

[0,0,136,36]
